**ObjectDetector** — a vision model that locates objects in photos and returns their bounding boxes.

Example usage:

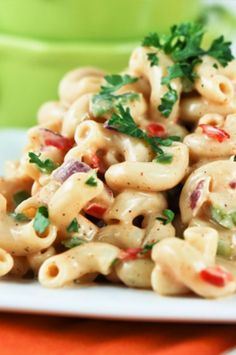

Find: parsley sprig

[33,206,50,234]
[28,152,57,174]
[157,209,175,225]
[100,74,138,95]
[85,174,98,187]
[147,52,159,67]
[107,104,179,162]
[142,23,234,117]
[91,74,140,117]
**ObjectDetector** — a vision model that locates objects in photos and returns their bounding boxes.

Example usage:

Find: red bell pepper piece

[199,124,230,143]
[119,248,142,261]
[146,123,166,138]
[200,266,234,287]
[84,203,107,219]
[90,154,106,174]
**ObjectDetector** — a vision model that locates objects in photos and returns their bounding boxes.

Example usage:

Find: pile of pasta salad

[1,23,236,299]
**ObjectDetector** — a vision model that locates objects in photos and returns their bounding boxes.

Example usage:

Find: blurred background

[0,0,236,127]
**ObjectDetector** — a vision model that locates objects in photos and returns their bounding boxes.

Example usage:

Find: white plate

[0,129,236,322]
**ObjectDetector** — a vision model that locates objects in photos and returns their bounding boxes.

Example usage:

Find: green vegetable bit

[13,190,30,207]
[33,206,50,234]
[158,85,178,118]
[142,23,234,116]
[140,242,158,255]
[217,239,233,258]
[66,218,80,233]
[210,205,236,229]
[91,74,139,117]
[91,92,139,117]
[28,152,57,174]
[100,74,138,95]
[147,52,159,67]
[154,154,173,164]
[85,175,98,187]
[62,237,86,249]
[11,212,30,222]
[156,209,175,225]
[107,104,179,163]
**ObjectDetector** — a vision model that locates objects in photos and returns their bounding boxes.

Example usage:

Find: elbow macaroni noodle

[2,34,236,300]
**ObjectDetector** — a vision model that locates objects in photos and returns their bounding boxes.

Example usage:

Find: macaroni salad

[1,23,236,298]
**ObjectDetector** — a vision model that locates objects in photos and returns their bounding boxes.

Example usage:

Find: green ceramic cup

[0,0,200,127]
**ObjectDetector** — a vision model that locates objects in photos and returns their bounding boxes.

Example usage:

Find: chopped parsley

[107,104,179,163]
[85,175,98,187]
[11,212,30,222]
[91,74,139,117]
[158,85,178,118]
[33,206,50,234]
[140,242,158,255]
[100,74,138,95]
[142,23,234,117]
[153,154,173,164]
[147,52,159,67]
[210,205,236,229]
[91,92,139,117]
[157,209,175,225]
[66,218,80,233]
[28,152,57,174]
[62,237,86,249]
[13,190,30,207]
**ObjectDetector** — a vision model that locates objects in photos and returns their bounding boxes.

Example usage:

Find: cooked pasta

[1,23,236,299]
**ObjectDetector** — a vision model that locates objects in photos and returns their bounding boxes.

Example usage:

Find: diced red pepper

[90,154,106,174]
[200,266,234,287]
[41,129,74,151]
[119,248,142,261]
[199,124,230,143]
[146,123,166,138]
[84,203,107,219]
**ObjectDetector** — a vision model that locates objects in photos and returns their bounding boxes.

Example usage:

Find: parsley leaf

[100,74,138,95]
[154,154,173,164]
[142,23,234,115]
[33,206,50,234]
[107,104,179,162]
[66,218,80,233]
[91,74,139,117]
[28,152,57,174]
[140,242,158,255]
[11,212,30,222]
[157,209,175,225]
[13,190,30,207]
[108,104,146,140]
[142,32,161,48]
[207,36,234,67]
[91,92,139,117]
[62,237,86,249]
[85,175,98,187]
[147,52,159,67]
[161,64,185,85]
[158,85,178,118]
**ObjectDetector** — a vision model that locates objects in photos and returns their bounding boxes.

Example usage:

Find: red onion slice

[53,159,91,182]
